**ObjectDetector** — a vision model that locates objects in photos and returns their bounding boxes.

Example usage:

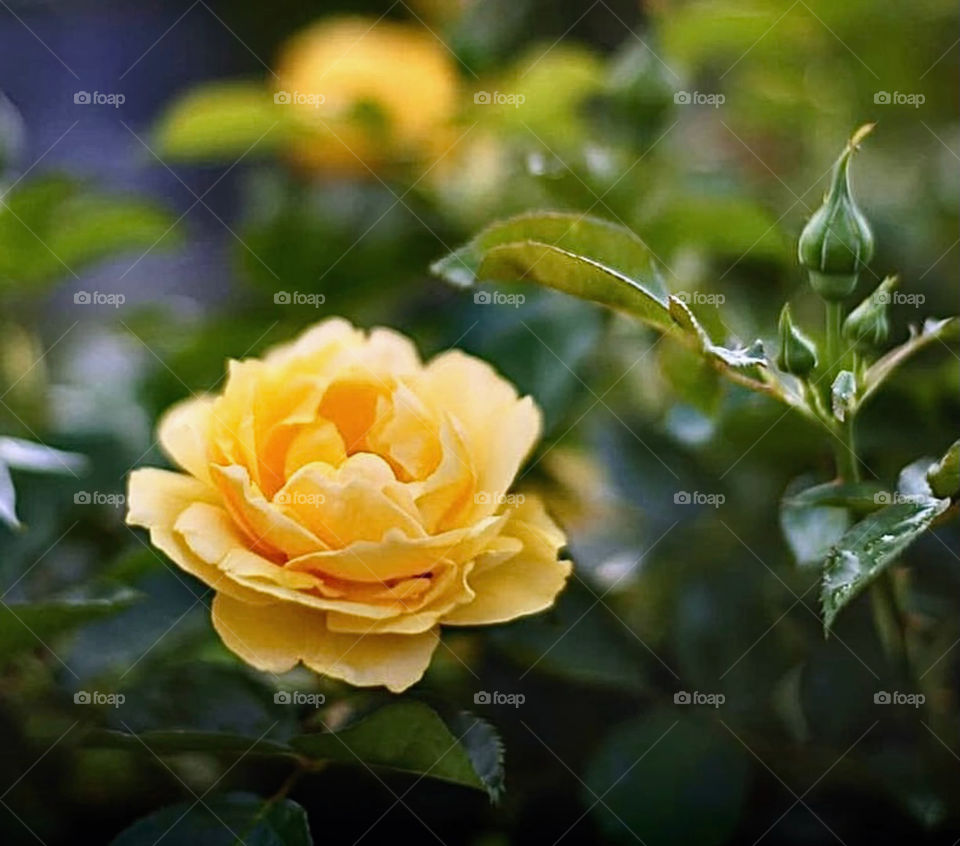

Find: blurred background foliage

[0,0,957,843]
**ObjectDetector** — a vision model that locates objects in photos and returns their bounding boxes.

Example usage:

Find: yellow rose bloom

[126,319,571,692]
[275,17,459,174]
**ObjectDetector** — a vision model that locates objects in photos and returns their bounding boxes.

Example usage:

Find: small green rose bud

[776,303,818,376]
[843,275,897,349]
[798,124,875,301]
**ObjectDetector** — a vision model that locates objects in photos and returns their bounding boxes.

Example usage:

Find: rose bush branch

[433,126,960,645]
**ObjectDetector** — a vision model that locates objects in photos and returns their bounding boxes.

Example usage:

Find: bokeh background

[0,0,958,843]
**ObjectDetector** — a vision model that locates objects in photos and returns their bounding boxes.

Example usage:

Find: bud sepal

[776,303,818,376]
[843,275,897,350]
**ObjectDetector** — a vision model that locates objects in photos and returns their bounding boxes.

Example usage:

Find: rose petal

[126,468,267,604]
[167,500,422,620]
[211,463,325,558]
[174,502,323,591]
[409,416,476,533]
[276,453,425,547]
[263,317,362,366]
[212,592,439,692]
[348,327,422,376]
[365,381,442,481]
[419,350,541,521]
[126,467,218,525]
[157,395,215,484]
[326,559,475,635]
[209,359,262,477]
[285,512,508,583]
[442,495,571,626]
[282,419,346,478]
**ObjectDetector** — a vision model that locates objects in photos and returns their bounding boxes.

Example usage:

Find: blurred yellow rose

[275,17,459,174]
[127,319,571,692]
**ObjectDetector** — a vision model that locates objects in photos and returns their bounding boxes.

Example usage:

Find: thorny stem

[824,301,843,400]
[822,302,912,681]
[836,414,859,483]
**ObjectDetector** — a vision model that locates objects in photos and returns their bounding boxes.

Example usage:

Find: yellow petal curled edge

[442,495,572,626]
[211,592,440,693]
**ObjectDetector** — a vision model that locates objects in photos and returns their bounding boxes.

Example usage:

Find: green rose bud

[843,275,897,349]
[798,124,875,301]
[776,303,818,376]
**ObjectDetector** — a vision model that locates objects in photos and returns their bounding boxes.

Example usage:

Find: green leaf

[0,588,142,656]
[0,176,179,290]
[831,369,856,421]
[780,477,885,567]
[431,212,674,330]
[447,713,506,800]
[927,439,960,499]
[822,497,951,631]
[153,81,286,162]
[290,701,503,800]
[91,729,295,758]
[439,212,666,293]
[782,479,886,514]
[668,295,767,370]
[90,702,503,799]
[111,792,311,846]
[658,343,723,416]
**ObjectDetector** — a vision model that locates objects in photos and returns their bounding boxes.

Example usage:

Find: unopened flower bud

[798,125,875,301]
[843,275,897,349]
[776,304,818,376]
